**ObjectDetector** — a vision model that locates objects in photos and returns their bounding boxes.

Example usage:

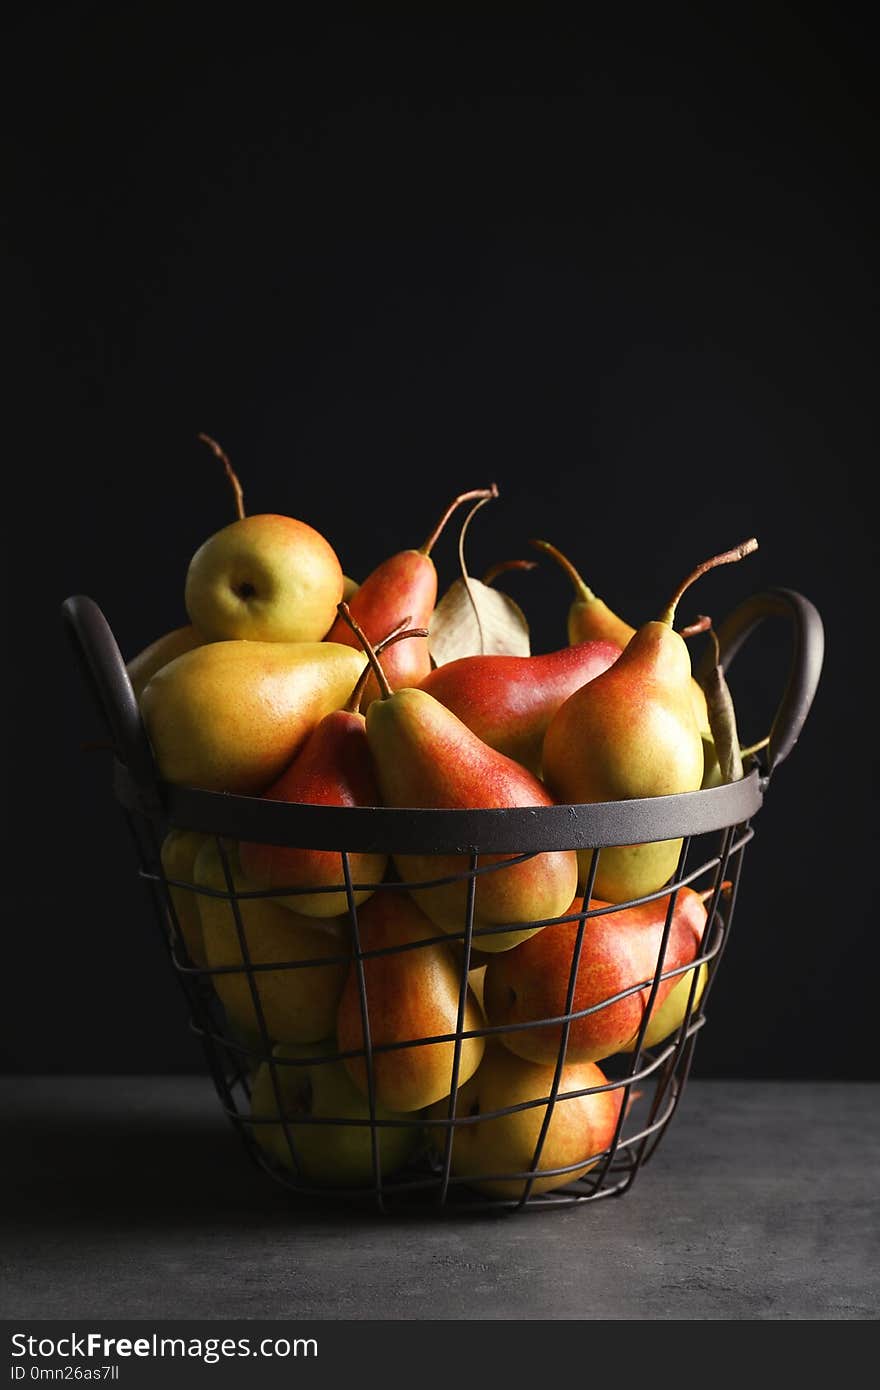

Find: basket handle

[60,594,163,809]
[694,586,825,783]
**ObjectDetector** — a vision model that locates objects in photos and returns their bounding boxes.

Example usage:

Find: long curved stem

[198,432,245,520]
[419,484,499,556]
[529,538,595,602]
[344,620,428,712]
[659,539,758,626]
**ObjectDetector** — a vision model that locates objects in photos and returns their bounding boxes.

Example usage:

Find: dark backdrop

[4,7,875,1077]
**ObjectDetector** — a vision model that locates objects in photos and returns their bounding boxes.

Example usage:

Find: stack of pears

[120,442,758,1197]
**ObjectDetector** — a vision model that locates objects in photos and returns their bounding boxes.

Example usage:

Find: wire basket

[62,588,823,1214]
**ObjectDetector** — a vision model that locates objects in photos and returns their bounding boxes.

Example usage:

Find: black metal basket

[61,588,824,1215]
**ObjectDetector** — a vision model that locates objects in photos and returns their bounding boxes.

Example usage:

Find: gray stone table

[2,1077,878,1321]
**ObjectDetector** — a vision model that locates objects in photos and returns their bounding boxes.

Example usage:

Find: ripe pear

[417,639,621,776]
[185,513,344,643]
[621,961,709,1051]
[140,639,366,793]
[483,887,707,1065]
[425,1041,622,1199]
[532,538,711,736]
[238,707,386,917]
[160,828,208,966]
[365,685,579,952]
[336,891,485,1113]
[250,1042,421,1187]
[127,625,204,702]
[194,839,349,1045]
[542,541,757,902]
[324,486,497,708]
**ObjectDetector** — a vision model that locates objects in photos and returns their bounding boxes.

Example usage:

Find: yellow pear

[160,828,208,966]
[194,839,349,1045]
[127,624,204,702]
[140,640,366,793]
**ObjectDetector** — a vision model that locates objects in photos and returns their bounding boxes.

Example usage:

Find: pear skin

[127,624,204,702]
[621,961,709,1051]
[365,688,579,951]
[250,1042,421,1186]
[337,891,485,1112]
[194,840,349,1045]
[238,709,386,916]
[160,828,208,967]
[543,621,704,902]
[483,888,707,1065]
[426,1042,622,1199]
[418,640,621,776]
[141,640,366,793]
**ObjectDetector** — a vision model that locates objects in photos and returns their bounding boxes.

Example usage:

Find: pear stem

[699,880,733,903]
[659,538,758,626]
[739,734,771,758]
[529,539,596,602]
[198,432,245,520]
[482,558,538,587]
[678,614,712,639]
[345,622,430,712]
[419,484,499,557]
[336,602,394,700]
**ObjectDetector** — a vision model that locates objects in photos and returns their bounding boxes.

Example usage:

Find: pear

[336,891,485,1112]
[542,541,757,902]
[250,1042,421,1187]
[160,828,208,966]
[184,436,344,643]
[323,485,497,708]
[194,839,349,1045]
[418,639,621,776]
[425,1041,622,1199]
[140,639,366,793]
[127,624,204,702]
[341,610,578,951]
[483,887,708,1065]
[532,538,711,736]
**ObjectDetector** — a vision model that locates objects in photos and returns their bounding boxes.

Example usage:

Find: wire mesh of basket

[61,588,823,1214]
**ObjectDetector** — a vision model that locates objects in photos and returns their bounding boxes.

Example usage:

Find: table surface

[2,1076,878,1321]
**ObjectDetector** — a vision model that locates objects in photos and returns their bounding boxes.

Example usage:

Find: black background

[4,6,876,1077]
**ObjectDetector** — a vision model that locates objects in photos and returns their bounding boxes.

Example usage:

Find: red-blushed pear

[417,639,621,776]
[323,484,498,707]
[542,540,758,903]
[336,891,486,1113]
[250,1042,421,1187]
[532,537,712,737]
[184,434,344,643]
[160,828,209,966]
[425,1041,622,1199]
[238,625,427,916]
[482,886,709,1065]
[127,625,204,702]
[194,839,349,1045]
[140,638,366,794]
[337,605,579,952]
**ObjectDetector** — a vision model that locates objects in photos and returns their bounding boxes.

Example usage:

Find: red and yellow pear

[532,538,712,736]
[336,891,486,1113]
[542,540,757,902]
[483,886,708,1065]
[323,485,497,707]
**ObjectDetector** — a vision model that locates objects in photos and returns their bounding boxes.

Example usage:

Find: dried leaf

[428,495,531,665]
[428,577,531,665]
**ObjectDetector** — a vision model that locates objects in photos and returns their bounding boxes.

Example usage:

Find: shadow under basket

[62,588,824,1215]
